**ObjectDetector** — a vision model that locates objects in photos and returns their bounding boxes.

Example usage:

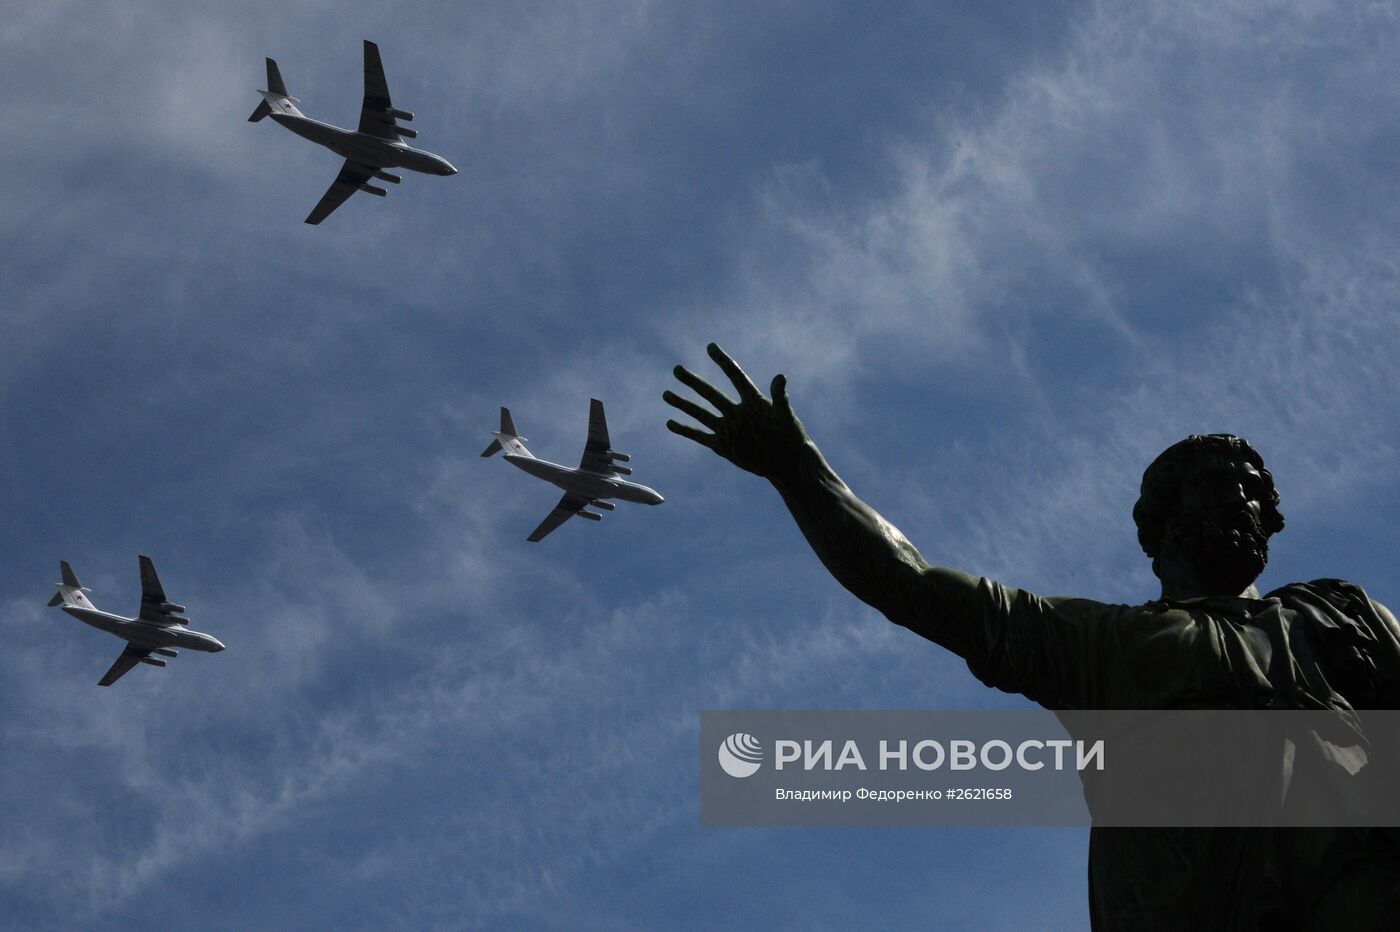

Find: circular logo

[718,732,763,778]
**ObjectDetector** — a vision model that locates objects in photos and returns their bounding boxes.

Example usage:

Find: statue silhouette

[666,343,1400,931]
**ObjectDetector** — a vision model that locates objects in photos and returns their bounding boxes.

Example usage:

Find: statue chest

[1118,600,1346,709]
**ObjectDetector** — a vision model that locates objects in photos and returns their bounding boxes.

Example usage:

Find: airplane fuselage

[270,112,456,176]
[62,606,226,654]
[504,454,665,505]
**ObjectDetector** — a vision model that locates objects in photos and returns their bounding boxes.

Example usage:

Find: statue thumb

[771,374,791,413]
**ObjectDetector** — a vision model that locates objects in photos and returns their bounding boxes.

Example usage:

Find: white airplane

[249,40,457,224]
[483,399,664,541]
[47,557,225,687]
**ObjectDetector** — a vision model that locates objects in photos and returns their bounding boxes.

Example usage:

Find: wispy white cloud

[670,0,1400,604]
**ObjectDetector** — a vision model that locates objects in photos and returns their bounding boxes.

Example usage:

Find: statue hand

[664,343,808,480]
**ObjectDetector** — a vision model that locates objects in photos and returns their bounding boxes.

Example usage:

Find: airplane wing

[305,160,376,225]
[99,644,151,687]
[138,555,185,624]
[577,399,619,474]
[357,40,403,140]
[528,493,590,542]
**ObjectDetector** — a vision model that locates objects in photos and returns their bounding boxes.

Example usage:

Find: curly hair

[1132,434,1285,560]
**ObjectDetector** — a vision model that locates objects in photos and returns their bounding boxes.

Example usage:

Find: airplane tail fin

[250,58,302,121]
[481,407,532,457]
[266,58,290,96]
[50,561,94,610]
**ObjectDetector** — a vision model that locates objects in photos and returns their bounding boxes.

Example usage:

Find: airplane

[47,557,225,687]
[249,39,457,224]
[482,399,664,541]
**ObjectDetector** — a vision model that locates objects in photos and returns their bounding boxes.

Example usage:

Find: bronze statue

[665,343,1400,931]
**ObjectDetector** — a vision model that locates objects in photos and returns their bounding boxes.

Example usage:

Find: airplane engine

[589,500,616,511]
[606,450,631,462]
[160,602,186,614]
[373,170,402,184]
[153,648,179,657]
[577,510,603,522]
[388,108,414,121]
[357,183,388,197]
[395,126,418,139]
[611,465,633,476]
[139,657,168,668]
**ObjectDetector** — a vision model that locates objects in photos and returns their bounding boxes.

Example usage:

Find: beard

[1161,505,1270,594]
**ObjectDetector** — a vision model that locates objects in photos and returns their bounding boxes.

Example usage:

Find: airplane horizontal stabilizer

[47,592,63,607]
[248,99,273,122]
[481,438,502,457]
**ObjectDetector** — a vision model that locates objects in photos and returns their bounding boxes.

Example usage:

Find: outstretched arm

[664,344,996,661]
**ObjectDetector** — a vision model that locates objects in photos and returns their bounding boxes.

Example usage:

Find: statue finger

[662,390,722,430]
[666,419,718,449]
[707,342,760,400]
[673,365,735,411]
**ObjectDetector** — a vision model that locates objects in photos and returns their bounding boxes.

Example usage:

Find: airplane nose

[211,638,226,652]
[442,162,458,176]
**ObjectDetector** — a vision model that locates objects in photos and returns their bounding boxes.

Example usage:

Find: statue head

[1133,435,1285,595]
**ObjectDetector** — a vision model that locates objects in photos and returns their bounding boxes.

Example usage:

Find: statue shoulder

[1268,578,1391,617]
[1270,579,1400,706]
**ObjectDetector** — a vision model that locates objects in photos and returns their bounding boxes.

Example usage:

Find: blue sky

[4,1,1400,928]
